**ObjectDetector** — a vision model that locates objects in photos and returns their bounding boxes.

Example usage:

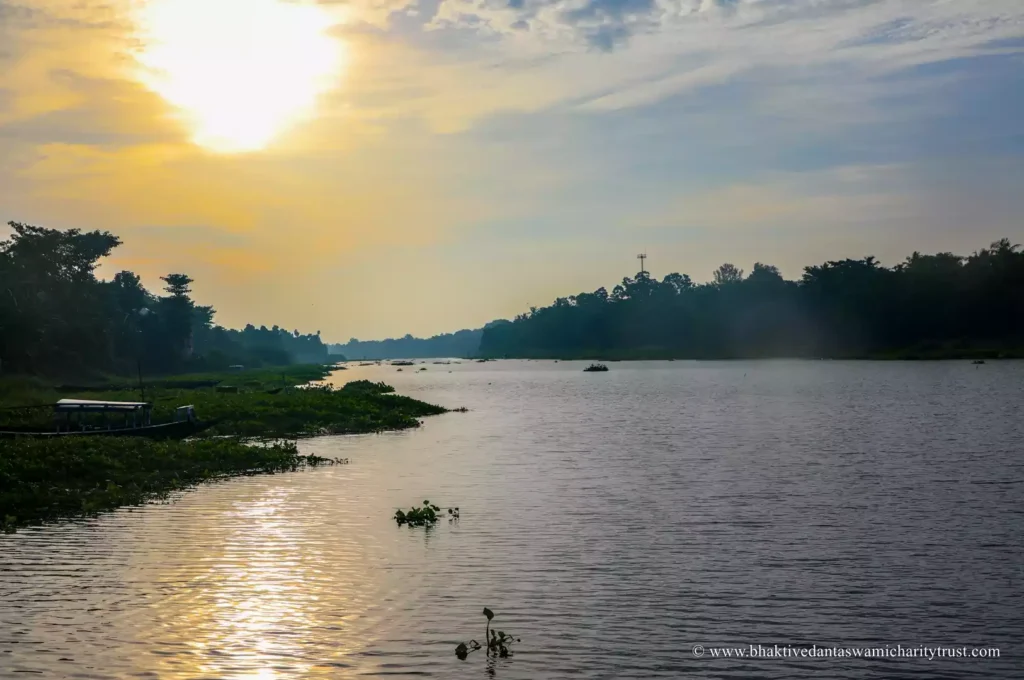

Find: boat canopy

[54,399,152,413]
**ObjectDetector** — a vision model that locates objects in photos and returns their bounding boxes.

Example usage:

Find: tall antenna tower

[637,252,648,276]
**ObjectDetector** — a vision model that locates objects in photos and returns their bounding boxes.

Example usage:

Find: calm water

[2,360,1023,679]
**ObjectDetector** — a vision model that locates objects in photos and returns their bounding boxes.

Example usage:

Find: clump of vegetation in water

[0,367,449,532]
[583,363,609,372]
[394,500,459,527]
[0,438,340,533]
[340,380,396,394]
[0,372,446,438]
[456,607,520,660]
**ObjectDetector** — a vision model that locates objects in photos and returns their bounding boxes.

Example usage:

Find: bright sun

[136,0,344,153]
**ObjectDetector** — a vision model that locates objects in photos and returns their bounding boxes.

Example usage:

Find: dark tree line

[479,240,1024,359]
[332,328,483,360]
[0,222,330,377]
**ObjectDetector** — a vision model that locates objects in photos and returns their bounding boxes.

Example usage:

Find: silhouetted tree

[480,240,1024,359]
[0,222,330,377]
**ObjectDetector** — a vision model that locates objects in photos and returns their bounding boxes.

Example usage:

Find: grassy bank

[0,366,450,532]
[0,365,446,437]
[0,438,337,532]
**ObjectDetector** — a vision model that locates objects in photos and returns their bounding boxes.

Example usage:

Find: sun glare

[136,0,344,153]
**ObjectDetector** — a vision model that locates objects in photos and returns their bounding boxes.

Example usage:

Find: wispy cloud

[1,0,1022,338]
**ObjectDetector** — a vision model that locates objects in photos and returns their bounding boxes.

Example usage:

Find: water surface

[2,360,1022,678]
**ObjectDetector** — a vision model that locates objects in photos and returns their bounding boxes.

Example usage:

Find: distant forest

[0,222,330,378]
[331,328,483,360]
[480,240,1024,360]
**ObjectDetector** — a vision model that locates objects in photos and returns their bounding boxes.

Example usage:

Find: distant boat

[584,363,609,372]
[0,399,215,440]
[972,360,986,365]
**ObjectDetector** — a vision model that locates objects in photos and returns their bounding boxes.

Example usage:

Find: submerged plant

[455,607,519,660]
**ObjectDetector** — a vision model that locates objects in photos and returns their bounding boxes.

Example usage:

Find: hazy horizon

[2,0,1023,341]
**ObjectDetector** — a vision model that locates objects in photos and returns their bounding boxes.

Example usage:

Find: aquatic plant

[0,438,340,533]
[583,363,609,372]
[394,500,450,527]
[455,607,519,660]
[0,366,451,532]
[340,380,395,394]
[0,375,446,438]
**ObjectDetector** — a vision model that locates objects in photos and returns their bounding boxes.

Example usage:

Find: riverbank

[0,365,449,532]
[477,346,1024,361]
[0,365,446,437]
[0,438,337,533]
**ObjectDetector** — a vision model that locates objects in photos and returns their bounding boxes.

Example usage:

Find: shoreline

[472,350,1023,362]
[0,366,449,533]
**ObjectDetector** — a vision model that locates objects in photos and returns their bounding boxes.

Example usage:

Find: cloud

[1,0,1023,339]
[322,0,1021,136]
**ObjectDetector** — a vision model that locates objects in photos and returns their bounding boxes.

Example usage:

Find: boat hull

[0,420,217,441]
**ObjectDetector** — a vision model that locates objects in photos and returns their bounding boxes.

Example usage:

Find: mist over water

[2,360,1022,679]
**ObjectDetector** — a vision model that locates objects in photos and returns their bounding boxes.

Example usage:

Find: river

[2,360,1022,679]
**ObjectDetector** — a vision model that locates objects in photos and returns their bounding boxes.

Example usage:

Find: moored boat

[0,399,215,440]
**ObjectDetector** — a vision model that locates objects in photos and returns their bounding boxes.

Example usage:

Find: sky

[1,0,1023,341]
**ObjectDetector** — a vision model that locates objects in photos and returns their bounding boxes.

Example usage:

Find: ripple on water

[2,360,1023,679]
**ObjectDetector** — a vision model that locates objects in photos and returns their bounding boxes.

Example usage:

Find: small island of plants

[394,500,459,527]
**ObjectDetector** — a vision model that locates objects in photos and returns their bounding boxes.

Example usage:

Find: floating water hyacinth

[393,500,446,527]
[455,607,520,660]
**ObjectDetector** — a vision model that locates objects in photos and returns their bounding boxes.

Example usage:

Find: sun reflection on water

[150,485,370,678]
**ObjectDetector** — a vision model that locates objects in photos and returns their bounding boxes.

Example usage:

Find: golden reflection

[157,487,367,678]
[134,0,345,153]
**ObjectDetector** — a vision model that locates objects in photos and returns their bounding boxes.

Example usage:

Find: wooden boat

[0,399,216,440]
[0,420,217,440]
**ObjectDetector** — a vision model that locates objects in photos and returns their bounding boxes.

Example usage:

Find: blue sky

[1,0,1022,339]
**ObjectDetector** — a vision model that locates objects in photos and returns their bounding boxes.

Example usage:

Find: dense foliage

[0,222,330,378]
[331,328,483,360]
[0,368,446,438]
[0,438,338,532]
[479,240,1024,359]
